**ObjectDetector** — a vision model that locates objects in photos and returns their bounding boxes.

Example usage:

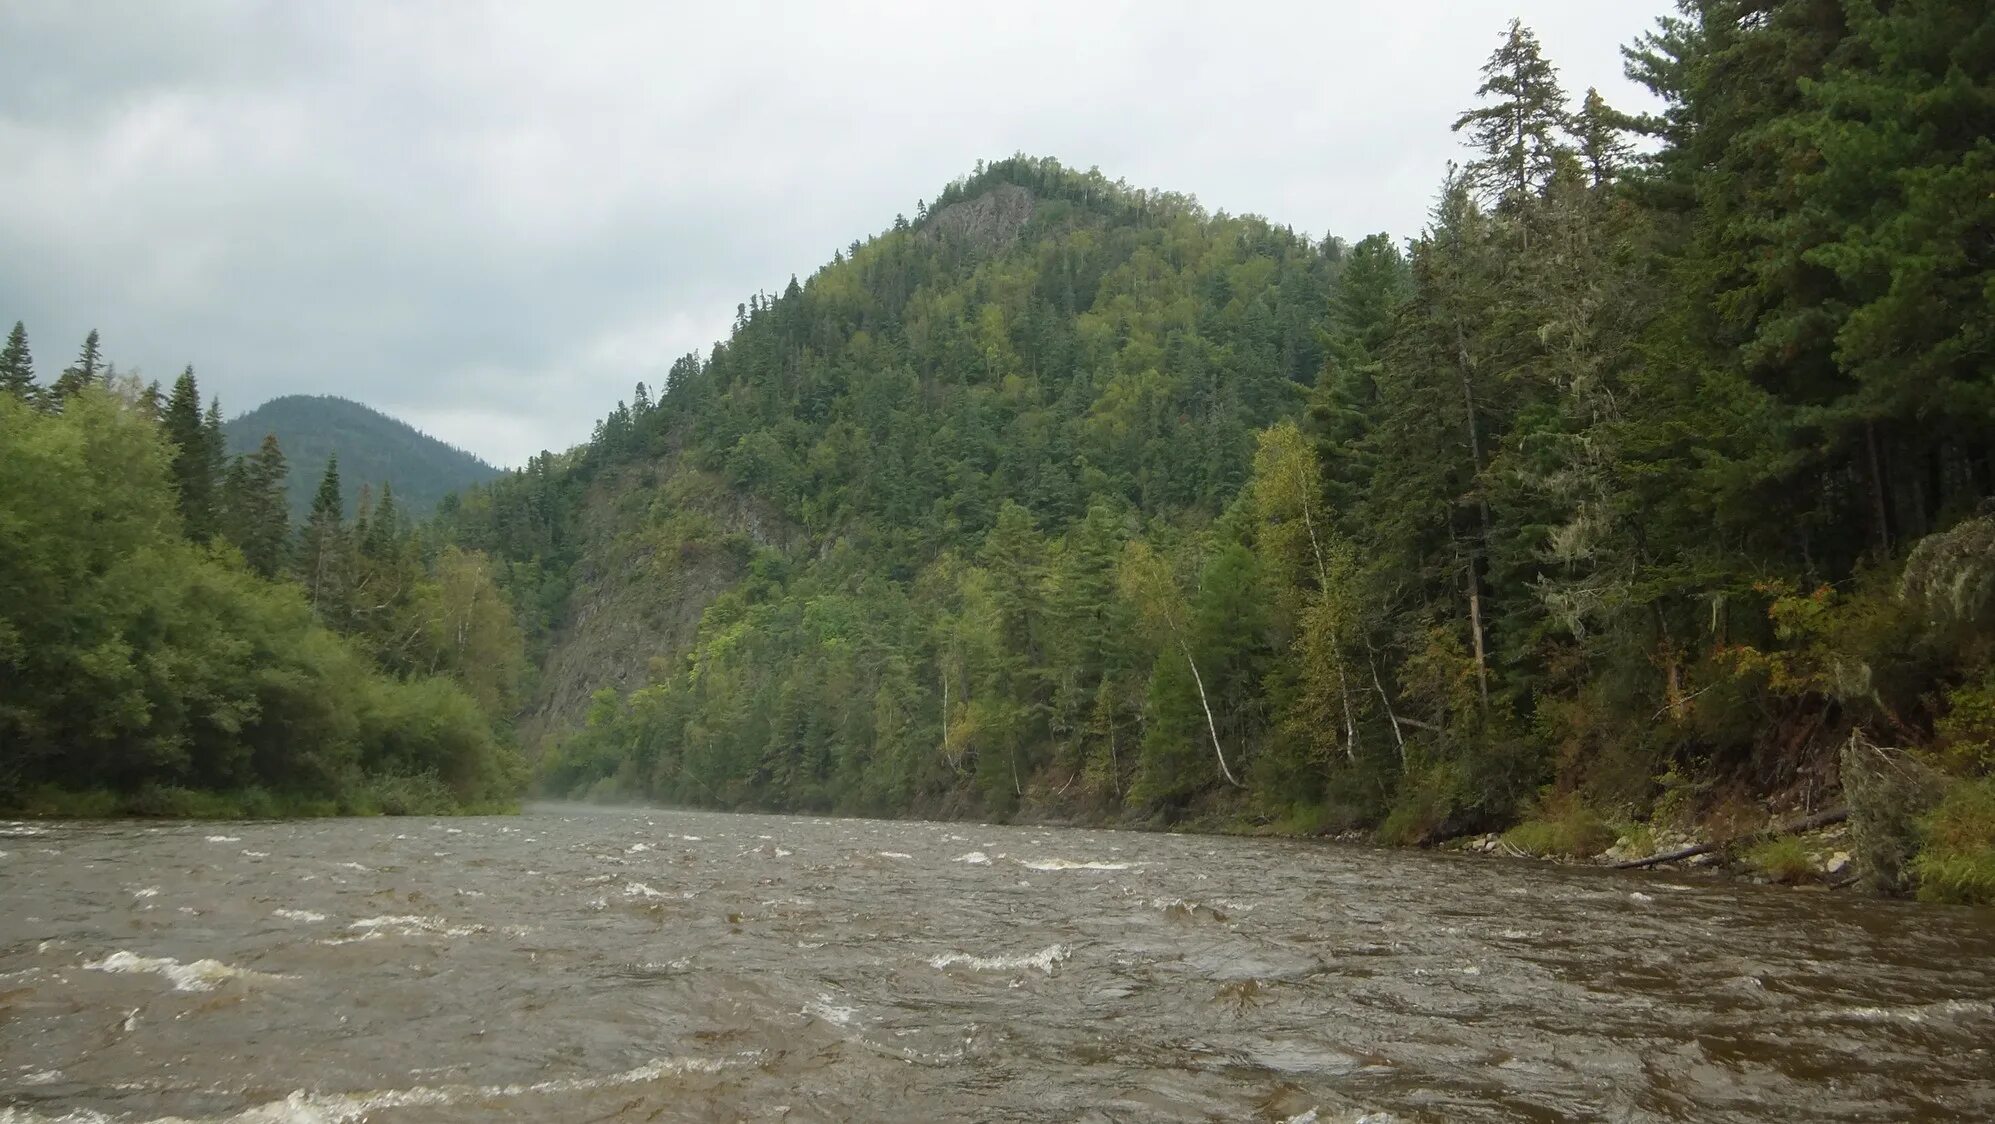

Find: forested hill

[439,6,1995,902]
[226,394,500,521]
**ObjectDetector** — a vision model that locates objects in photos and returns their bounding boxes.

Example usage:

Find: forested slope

[443,3,1994,900]
[225,394,501,522]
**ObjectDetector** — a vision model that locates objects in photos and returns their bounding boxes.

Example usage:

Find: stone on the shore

[1825,851,1851,877]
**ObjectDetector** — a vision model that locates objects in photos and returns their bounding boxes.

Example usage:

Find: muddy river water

[1,806,1991,1122]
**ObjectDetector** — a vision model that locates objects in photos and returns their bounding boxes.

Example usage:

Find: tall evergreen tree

[162,367,217,539]
[1571,88,1634,187]
[47,329,103,410]
[0,321,36,406]
[299,455,348,615]
[1453,20,1572,210]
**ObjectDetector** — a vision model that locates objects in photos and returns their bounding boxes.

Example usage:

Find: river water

[1,807,1991,1123]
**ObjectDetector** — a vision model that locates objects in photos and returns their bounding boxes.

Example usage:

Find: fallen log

[1612,806,1848,870]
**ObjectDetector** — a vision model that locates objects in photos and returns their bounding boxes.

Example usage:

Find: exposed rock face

[922,184,1034,252]
[515,460,799,756]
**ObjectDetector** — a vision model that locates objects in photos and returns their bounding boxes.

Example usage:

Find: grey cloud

[0,1,1661,467]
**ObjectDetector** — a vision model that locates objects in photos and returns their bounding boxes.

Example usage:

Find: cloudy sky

[0,2,1662,468]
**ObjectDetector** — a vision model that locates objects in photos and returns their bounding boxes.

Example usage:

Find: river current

[1,806,1991,1122]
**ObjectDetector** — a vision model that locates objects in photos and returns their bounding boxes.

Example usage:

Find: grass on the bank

[1914,776,1995,905]
[1499,792,1616,858]
[1745,835,1816,883]
[5,778,519,820]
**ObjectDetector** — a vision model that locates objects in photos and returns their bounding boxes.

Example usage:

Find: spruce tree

[162,367,217,539]
[242,434,290,577]
[0,321,36,406]
[299,455,347,615]
[47,329,102,409]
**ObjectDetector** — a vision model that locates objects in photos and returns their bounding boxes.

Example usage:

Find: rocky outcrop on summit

[922,184,1034,252]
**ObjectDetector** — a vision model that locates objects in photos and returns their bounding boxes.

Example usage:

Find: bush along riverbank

[1430,735,1995,906]
[1,359,528,818]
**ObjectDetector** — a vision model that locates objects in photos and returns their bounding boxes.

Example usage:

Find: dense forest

[3,2,1989,902]
[0,335,526,815]
[223,394,502,522]
[437,2,1993,902]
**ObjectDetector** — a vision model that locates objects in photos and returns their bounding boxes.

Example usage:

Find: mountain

[224,395,502,521]
[436,0,1994,901]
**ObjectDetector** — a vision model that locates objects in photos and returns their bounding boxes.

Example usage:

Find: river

[1,806,1990,1122]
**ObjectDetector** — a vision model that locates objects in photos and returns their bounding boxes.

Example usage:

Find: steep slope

[225,394,501,520]
[441,156,1337,807]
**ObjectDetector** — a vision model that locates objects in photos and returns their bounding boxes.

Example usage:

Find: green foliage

[0,386,526,816]
[1746,835,1817,884]
[1912,776,1995,906]
[1502,793,1615,858]
[437,7,1995,859]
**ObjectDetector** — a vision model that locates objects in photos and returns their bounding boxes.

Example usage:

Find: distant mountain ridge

[224,394,501,521]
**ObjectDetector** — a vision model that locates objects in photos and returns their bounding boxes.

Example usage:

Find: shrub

[1746,835,1816,883]
[1376,761,1473,846]
[1913,777,1995,905]
[1501,791,1614,857]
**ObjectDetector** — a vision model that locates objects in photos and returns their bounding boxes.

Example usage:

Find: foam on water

[805,993,859,1026]
[272,909,327,923]
[329,916,484,942]
[83,951,282,992]
[79,1053,759,1124]
[1019,858,1131,871]
[204,836,241,844]
[927,944,1071,974]
[877,851,913,859]
[952,851,992,865]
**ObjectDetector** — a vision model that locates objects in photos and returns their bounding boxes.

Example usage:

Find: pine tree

[1452,20,1571,210]
[0,322,36,406]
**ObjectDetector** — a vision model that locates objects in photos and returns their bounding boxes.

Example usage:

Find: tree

[1571,87,1633,187]
[0,322,35,406]
[47,329,103,410]
[1119,538,1244,788]
[299,456,348,617]
[223,434,290,578]
[1453,20,1571,210]
[161,368,218,540]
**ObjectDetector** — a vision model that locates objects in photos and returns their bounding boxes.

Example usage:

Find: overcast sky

[0,2,1663,468]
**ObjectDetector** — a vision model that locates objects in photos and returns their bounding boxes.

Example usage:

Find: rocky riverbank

[1447,819,1862,887]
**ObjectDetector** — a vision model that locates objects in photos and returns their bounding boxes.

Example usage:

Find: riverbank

[2,783,520,820]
